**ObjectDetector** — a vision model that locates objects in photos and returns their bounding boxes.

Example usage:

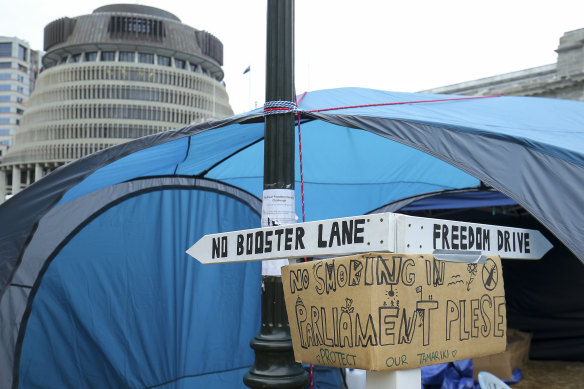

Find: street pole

[244,0,309,388]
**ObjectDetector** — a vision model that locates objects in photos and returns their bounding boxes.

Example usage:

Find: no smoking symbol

[482,258,498,291]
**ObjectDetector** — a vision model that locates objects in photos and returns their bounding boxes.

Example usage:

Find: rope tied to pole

[264,100,299,115]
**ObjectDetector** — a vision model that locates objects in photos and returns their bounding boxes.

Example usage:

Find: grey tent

[2,88,584,388]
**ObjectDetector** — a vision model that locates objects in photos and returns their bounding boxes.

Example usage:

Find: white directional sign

[186,213,553,264]
[396,214,552,259]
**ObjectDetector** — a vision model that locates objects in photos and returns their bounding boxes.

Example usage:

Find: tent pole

[244,1,309,388]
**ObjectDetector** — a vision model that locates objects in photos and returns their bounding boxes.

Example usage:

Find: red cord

[296,92,307,227]
[264,107,294,114]
[295,91,312,389]
[289,91,499,389]
[306,94,502,113]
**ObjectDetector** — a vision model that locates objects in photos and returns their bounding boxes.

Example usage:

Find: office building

[0,37,40,159]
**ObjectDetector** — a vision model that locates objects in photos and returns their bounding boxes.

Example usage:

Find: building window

[69,54,81,63]
[138,53,154,64]
[175,59,185,69]
[85,52,97,62]
[0,73,10,79]
[101,51,115,61]
[0,85,10,91]
[108,16,166,40]
[18,45,27,61]
[157,55,170,67]
[0,62,10,68]
[0,107,9,113]
[119,51,135,62]
[0,43,11,57]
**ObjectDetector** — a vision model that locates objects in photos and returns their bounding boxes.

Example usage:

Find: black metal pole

[263,0,295,191]
[244,1,309,388]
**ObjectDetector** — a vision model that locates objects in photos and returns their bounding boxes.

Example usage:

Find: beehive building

[0,4,233,199]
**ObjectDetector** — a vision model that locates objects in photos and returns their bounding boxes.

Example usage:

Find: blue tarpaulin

[2,88,584,388]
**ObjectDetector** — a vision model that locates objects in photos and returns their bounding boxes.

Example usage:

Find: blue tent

[1,88,584,388]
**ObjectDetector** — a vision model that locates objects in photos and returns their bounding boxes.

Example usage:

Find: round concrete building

[0,4,233,198]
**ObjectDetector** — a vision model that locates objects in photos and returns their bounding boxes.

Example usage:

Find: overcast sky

[2,0,584,114]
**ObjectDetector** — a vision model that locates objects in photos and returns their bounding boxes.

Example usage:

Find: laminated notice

[261,189,296,275]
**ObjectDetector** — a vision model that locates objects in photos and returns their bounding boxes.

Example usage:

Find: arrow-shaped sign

[186,213,553,264]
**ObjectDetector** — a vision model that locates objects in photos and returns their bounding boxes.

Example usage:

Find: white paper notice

[261,189,296,275]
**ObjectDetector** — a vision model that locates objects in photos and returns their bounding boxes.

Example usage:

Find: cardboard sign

[281,253,507,371]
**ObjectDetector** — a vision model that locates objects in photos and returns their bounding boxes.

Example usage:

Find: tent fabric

[1,179,262,388]
[503,235,584,361]
[5,88,584,297]
[2,87,584,387]
[299,89,584,261]
[371,189,517,213]
[0,116,253,299]
[203,120,480,221]
[12,177,260,289]
[16,188,261,389]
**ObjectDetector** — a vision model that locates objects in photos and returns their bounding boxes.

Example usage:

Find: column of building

[11,165,20,195]
[0,170,5,200]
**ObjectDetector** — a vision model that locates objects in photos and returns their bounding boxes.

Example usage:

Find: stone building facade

[423,28,584,102]
[0,4,233,200]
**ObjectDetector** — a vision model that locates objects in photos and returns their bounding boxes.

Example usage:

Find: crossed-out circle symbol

[482,258,498,291]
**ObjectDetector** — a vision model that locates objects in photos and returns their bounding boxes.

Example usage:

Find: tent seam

[0,113,256,303]
[307,112,584,168]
